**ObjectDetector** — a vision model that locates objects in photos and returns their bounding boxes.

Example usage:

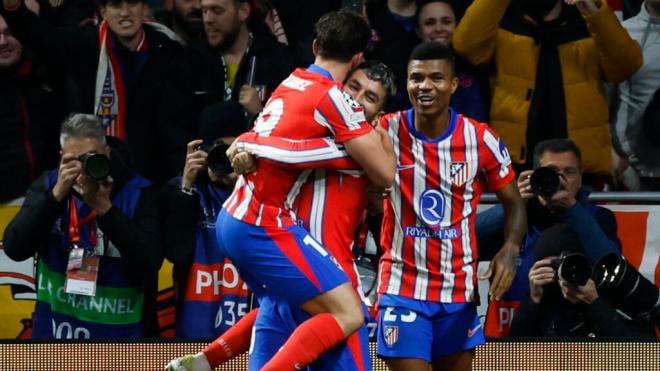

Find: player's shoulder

[279,68,335,96]
[458,114,504,143]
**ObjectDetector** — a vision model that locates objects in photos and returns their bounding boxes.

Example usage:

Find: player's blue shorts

[215,209,349,306]
[377,294,485,362]
[248,294,371,371]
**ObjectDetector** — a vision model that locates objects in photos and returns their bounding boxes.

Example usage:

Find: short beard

[172,8,203,37]
[209,22,241,53]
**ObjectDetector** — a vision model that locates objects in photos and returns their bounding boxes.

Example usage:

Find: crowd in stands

[1,0,657,342]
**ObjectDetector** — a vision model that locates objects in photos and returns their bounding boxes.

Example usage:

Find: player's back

[224,66,372,228]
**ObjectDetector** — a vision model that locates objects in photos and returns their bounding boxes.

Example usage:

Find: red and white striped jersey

[235,134,371,291]
[378,109,515,303]
[224,65,372,228]
[295,170,370,290]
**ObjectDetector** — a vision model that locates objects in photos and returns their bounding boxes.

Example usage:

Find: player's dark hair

[314,8,371,63]
[408,41,455,74]
[346,60,397,100]
[533,138,583,170]
[414,0,455,28]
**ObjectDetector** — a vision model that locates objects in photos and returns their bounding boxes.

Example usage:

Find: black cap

[197,102,250,144]
[533,223,585,261]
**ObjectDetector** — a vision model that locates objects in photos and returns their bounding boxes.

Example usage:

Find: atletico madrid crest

[383,325,400,347]
[450,161,469,186]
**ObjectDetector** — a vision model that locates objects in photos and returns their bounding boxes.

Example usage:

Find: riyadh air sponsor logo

[404,226,460,240]
[383,325,399,347]
[419,189,445,226]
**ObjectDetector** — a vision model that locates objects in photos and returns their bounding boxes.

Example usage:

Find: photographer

[161,118,250,339]
[2,113,162,339]
[476,138,621,336]
[509,223,657,337]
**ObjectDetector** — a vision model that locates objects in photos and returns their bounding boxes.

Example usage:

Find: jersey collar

[405,107,458,143]
[306,64,334,81]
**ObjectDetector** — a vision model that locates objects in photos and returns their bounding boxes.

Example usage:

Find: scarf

[94,21,147,141]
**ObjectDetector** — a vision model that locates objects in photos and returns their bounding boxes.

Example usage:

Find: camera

[551,251,591,286]
[594,253,660,319]
[530,166,561,197]
[198,142,232,176]
[78,152,111,182]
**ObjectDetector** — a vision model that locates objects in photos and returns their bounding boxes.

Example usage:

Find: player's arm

[231,132,360,170]
[342,125,396,188]
[483,180,526,301]
[479,128,527,301]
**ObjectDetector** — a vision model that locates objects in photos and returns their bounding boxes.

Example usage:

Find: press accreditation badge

[65,254,100,296]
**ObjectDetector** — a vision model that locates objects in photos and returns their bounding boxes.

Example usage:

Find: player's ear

[312,39,319,57]
[450,76,458,95]
[350,52,364,68]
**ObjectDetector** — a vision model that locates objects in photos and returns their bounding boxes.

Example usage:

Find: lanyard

[68,196,98,250]
[220,33,253,101]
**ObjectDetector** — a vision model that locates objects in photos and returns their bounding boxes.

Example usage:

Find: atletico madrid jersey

[378,108,515,303]
[224,65,373,228]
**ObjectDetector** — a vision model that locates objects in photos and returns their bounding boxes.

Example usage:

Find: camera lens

[530,167,560,197]
[557,253,591,286]
[200,143,232,176]
[79,152,111,182]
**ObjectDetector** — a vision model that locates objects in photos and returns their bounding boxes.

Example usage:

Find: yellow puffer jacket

[453,0,642,175]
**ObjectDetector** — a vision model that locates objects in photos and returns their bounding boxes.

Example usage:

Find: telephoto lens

[552,252,591,286]
[594,253,660,318]
[78,152,111,182]
[530,166,561,197]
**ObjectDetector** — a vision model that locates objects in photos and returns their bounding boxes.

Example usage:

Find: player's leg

[219,214,363,370]
[430,349,475,371]
[247,295,296,370]
[377,303,434,371]
[429,303,484,371]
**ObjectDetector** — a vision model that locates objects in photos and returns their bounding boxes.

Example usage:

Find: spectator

[1,0,192,182]
[182,0,294,139]
[365,0,420,111]
[415,0,490,122]
[453,0,643,187]
[476,138,621,337]
[162,115,250,339]
[509,223,657,337]
[0,13,64,202]
[611,0,660,191]
[2,114,162,339]
[271,0,341,66]
[160,0,203,43]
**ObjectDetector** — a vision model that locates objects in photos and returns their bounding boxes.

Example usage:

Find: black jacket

[0,56,65,202]
[3,139,163,336]
[182,30,294,136]
[510,295,656,338]
[2,3,193,182]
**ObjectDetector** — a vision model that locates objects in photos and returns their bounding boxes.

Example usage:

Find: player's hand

[52,153,83,202]
[232,152,256,174]
[517,170,535,201]
[239,85,263,116]
[564,0,600,16]
[559,278,599,304]
[165,353,211,371]
[528,257,557,304]
[480,242,519,301]
[182,140,207,189]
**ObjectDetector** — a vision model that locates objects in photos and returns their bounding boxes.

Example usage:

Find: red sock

[261,313,346,371]
[202,308,258,367]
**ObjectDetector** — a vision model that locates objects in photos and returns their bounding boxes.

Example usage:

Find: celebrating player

[167,9,396,371]
[167,60,397,371]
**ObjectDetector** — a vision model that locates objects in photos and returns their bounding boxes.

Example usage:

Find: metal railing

[480,192,660,203]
